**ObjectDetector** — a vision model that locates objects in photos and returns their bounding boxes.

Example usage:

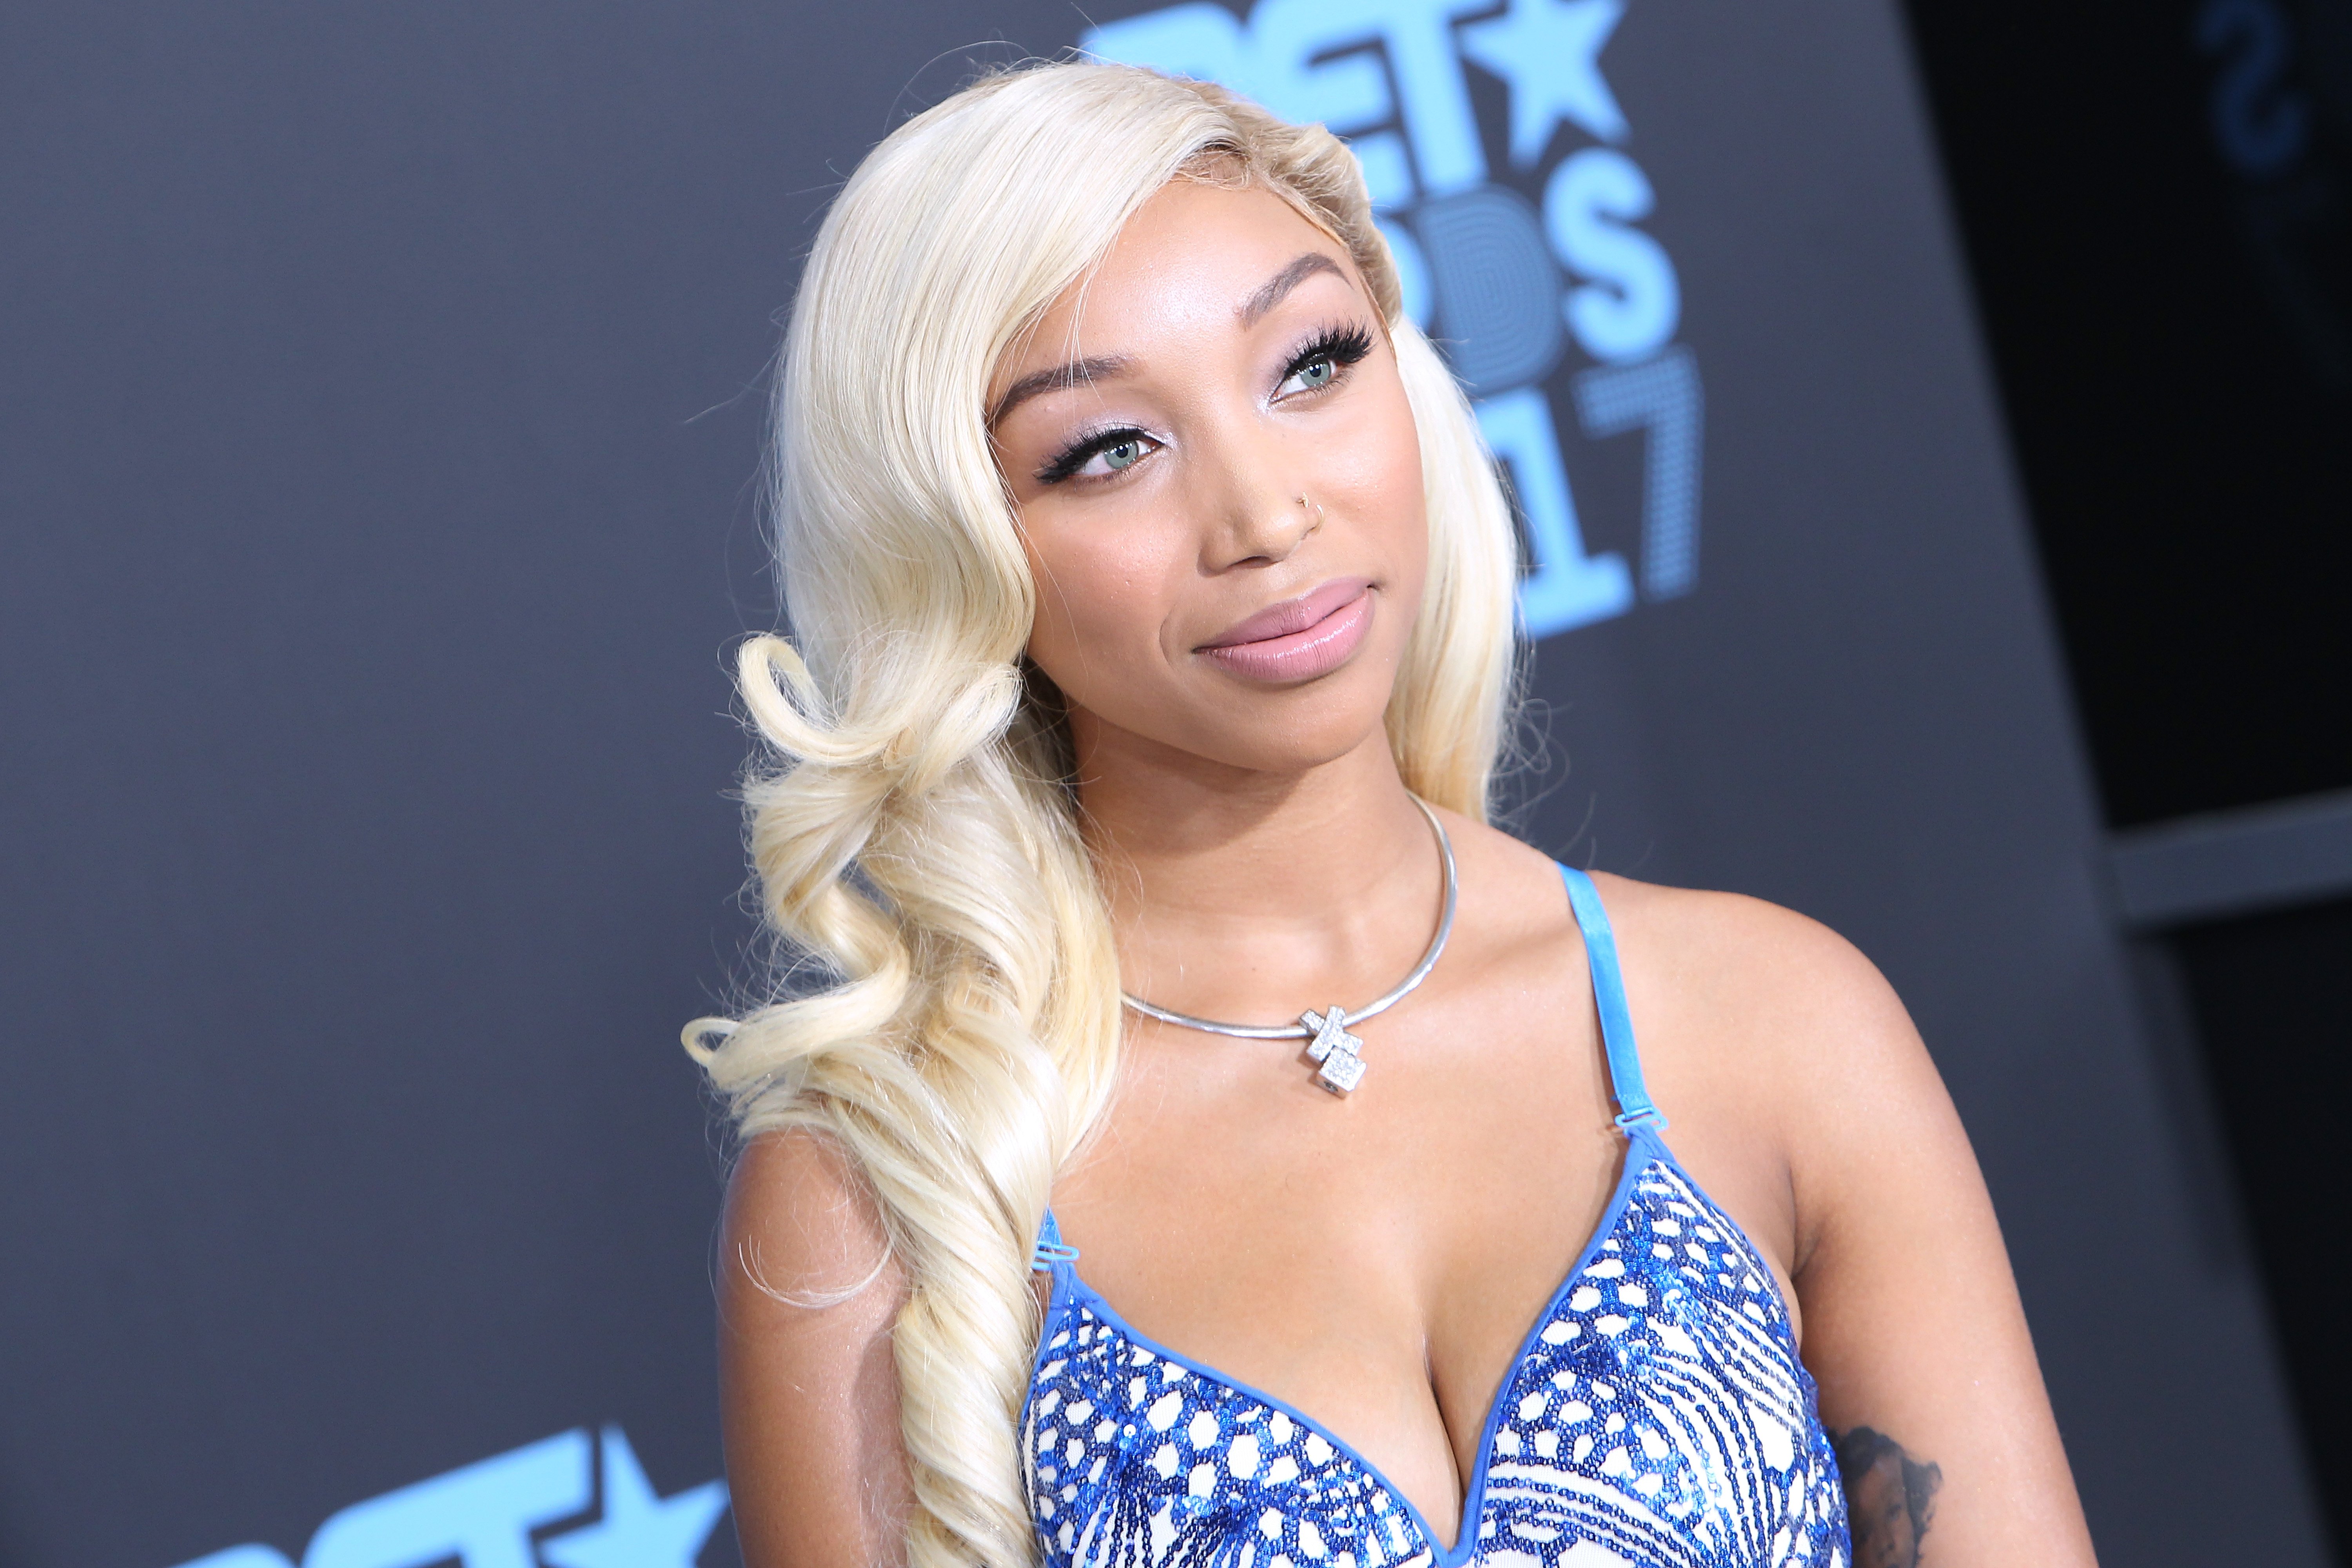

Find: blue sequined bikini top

[1022,866,1853,1568]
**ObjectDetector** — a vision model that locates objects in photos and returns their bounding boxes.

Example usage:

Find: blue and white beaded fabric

[1020,868,1851,1567]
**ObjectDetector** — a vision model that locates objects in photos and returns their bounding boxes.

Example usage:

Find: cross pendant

[1302,1005,1366,1096]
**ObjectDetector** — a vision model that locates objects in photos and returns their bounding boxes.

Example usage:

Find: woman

[687,61,2096,1568]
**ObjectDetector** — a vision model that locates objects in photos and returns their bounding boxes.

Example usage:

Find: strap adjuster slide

[1031,1239,1080,1271]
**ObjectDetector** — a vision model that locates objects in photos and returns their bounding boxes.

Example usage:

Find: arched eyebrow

[1238,252,1347,326]
[989,354,1134,428]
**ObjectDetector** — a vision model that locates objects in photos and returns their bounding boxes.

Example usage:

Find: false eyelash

[1036,425,1154,485]
[1033,321,1375,485]
[1279,321,1377,388]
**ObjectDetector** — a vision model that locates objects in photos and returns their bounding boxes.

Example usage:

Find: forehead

[1004,181,1360,372]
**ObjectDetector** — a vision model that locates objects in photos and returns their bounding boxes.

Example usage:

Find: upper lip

[1197,577,1373,649]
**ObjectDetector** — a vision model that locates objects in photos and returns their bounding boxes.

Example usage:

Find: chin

[1073,653,1406,775]
[1176,707,1392,775]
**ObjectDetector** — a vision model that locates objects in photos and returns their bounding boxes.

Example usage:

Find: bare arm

[1766,913,2098,1566]
[719,1130,912,1568]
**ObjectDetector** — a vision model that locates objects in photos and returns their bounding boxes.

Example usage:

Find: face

[990,178,1427,783]
[1847,1455,1918,1568]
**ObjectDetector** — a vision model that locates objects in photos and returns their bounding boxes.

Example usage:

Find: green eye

[1278,354,1341,397]
[1038,429,1158,485]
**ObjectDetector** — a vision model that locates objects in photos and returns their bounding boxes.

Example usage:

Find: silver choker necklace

[1118,797,1458,1097]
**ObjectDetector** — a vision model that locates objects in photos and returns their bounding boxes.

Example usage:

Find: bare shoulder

[1447,811,1899,1026]
[1586,873,1924,1080]
[1584,869,1863,975]
[1430,816,1896,1043]
[721,1126,904,1318]
[1437,809,1917,1061]
[1586,875,1970,1252]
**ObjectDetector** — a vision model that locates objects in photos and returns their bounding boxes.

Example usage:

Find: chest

[1046,977,1624,1480]
[1025,1148,1850,1566]
[1041,924,1809,1542]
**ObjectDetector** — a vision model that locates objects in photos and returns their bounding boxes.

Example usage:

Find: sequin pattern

[1022,1146,1849,1567]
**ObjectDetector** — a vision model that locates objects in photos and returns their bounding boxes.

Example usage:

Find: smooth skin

[720,178,2099,1567]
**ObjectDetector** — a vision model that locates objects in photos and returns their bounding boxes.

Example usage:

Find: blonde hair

[686,61,1519,1567]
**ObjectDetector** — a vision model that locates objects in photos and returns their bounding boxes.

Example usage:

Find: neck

[1071,715,1444,1024]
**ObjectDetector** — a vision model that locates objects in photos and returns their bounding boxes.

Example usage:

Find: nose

[1200,427,1321,571]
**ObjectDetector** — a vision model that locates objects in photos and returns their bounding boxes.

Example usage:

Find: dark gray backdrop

[0,2,2325,1565]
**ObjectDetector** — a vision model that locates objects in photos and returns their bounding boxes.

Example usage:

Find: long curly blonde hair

[685,60,1520,1567]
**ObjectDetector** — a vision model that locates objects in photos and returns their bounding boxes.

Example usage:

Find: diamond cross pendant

[1302,1005,1366,1096]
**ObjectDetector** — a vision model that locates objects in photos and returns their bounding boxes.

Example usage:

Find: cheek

[1020,513,1179,693]
[1323,380,1430,594]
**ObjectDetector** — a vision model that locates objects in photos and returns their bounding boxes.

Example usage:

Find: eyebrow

[1238,252,1347,326]
[988,252,1350,426]
[989,354,1134,427]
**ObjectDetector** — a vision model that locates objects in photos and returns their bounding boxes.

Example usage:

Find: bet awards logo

[1083,0,1702,640]
[169,1426,726,1568]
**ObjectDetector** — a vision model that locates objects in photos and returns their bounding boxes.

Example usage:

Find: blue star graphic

[539,1427,728,1568]
[1458,0,1630,163]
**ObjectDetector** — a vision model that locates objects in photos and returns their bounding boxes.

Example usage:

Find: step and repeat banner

[0,3,2328,1566]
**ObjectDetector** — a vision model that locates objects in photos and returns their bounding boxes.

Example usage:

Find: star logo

[540,1427,729,1568]
[1458,0,1630,163]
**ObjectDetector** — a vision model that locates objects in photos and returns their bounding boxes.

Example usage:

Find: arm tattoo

[1830,1426,1943,1567]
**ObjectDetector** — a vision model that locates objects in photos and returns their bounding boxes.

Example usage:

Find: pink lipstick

[1197,577,1375,683]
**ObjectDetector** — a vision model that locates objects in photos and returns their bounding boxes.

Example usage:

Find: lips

[1196,577,1375,682]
